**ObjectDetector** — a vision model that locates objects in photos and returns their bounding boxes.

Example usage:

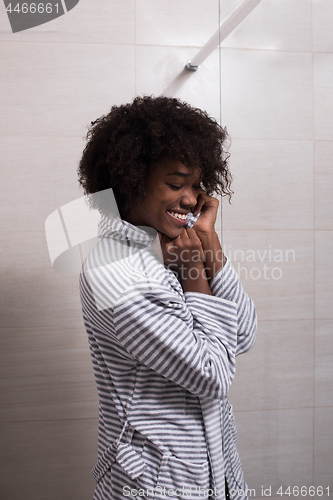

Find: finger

[182,227,193,240]
[193,193,208,216]
[185,227,201,240]
[175,228,188,241]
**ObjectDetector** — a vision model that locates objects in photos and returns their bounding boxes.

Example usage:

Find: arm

[210,258,257,356]
[194,232,256,356]
[112,277,238,400]
[192,194,257,355]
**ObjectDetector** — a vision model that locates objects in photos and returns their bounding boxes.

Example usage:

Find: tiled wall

[217,1,333,497]
[1,1,332,499]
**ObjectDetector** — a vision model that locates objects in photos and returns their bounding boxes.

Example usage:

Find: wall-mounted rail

[185,0,262,71]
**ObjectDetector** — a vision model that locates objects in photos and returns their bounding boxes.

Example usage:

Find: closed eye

[167,183,202,191]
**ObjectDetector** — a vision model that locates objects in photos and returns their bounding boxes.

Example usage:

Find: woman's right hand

[159,228,203,272]
[159,229,212,295]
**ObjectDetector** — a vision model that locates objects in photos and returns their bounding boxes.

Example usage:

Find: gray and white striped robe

[79,215,256,500]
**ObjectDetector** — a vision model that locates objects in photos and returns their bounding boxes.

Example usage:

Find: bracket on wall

[185,0,262,71]
[185,63,199,72]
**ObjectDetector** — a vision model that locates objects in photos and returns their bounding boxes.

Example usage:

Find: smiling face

[124,157,202,238]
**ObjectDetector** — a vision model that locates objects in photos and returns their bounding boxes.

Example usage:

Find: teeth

[169,211,187,220]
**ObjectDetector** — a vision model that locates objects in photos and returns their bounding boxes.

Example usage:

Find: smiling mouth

[167,210,188,222]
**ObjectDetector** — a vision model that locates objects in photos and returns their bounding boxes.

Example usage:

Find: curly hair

[78,95,232,216]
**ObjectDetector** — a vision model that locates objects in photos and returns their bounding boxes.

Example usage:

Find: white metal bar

[186,0,262,70]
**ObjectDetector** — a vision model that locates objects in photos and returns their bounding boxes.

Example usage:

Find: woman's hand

[191,192,226,280]
[158,228,212,295]
[192,191,219,237]
[159,228,204,273]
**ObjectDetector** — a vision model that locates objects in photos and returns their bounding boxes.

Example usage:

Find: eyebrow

[166,171,191,177]
[166,171,202,181]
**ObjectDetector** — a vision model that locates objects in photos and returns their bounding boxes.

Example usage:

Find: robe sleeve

[210,258,257,356]
[112,278,239,400]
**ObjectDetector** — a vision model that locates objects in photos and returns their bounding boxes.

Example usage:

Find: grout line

[232,405,332,413]
[0,38,331,55]
[310,0,317,480]
[134,0,137,94]
[218,0,225,298]
[310,0,316,485]
[2,136,329,141]
[1,417,99,423]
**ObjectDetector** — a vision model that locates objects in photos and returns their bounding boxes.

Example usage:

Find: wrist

[195,231,226,279]
[180,262,212,295]
[195,229,218,246]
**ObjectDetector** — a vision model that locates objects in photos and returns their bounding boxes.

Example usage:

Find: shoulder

[81,239,180,311]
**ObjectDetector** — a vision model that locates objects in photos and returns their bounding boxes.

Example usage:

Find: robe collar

[98,214,156,246]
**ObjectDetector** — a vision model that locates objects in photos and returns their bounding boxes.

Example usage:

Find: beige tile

[136,0,218,47]
[314,407,333,488]
[315,231,333,319]
[255,497,316,500]
[0,136,86,233]
[221,49,313,140]
[222,139,314,231]
[0,231,84,328]
[220,0,312,52]
[229,319,315,412]
[0,41,135,137]
[312,0,333,53]
[235,408,313,492]
[314,53,333,141]
[0,419,97,500]
[0,0,11,33]
[136,45,220,121]
[221,230,314,321]
[315,320,333,407]
[140,46,313,143]
[0,327,98,421]
[315,141,333,230]
[0,0,135,44]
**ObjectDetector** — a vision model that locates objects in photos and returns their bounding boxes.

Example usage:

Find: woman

[78,96,256,500]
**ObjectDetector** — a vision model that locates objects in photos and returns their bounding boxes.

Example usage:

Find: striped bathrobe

[79,215,256,500]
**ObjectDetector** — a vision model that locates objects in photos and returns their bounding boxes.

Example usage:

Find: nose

[180,188,198,209]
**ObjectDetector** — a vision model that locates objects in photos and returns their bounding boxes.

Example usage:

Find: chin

[164,228,183,239]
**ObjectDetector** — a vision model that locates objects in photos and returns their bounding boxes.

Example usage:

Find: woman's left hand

[192,191,225,278]
[192,191,219,236]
